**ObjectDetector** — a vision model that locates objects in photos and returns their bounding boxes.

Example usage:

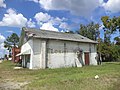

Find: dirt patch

[0,80,29,90]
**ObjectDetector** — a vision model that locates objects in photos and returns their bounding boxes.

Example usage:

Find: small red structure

[12,47,21,63]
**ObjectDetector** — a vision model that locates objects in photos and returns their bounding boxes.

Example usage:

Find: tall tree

[101,16,120,44]
[101,16,112,44]
[100,16,120,61]
[116,17,120,34]
[78,22,100,41]
[4,33,19,57]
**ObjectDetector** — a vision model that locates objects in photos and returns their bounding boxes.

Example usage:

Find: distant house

[12,47,21,63]
[17,28,98,69]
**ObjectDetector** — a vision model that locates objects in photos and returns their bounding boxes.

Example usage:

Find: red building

[12,47,21,63]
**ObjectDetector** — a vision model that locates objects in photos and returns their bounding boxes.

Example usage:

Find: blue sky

[0,0,120,57]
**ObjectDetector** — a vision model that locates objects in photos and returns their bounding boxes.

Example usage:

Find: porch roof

[16,49,31,56]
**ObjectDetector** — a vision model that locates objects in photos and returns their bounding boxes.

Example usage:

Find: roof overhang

[16,49,31,56]
[33,36,98,44]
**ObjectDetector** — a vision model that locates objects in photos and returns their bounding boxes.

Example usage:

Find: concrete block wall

[22,38,97,69]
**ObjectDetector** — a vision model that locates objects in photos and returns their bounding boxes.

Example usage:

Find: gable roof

[23,28,98,44]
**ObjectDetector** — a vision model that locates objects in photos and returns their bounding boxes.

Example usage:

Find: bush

[98,43,120,62]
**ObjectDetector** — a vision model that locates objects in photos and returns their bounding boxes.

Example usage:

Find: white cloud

[0,8,28,27]
[31,0,101,16]
[0,34,8,58]
[0,8,37,28]
[40,22,59,32]
[49,17,66,25]
[99,0,104,5]
[0,0,6,8]
[29,0,39,3]
[34,12,68,31]
[0,43,5,49]
[59,22,69,29]
[6,8,16,14]
[6,30,14,33]
[34,12,51,23]
[103,0,120,13]
[27,18,36,28]
[0,33,5,44]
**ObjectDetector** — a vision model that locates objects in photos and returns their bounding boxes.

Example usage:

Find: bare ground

[0,79,29,90]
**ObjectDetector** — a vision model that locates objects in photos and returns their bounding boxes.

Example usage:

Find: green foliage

[101,16,120,44]
[98,42,120,62]
[101,16,118,33]
[101,16,112,44]
[77,16,120,62]
[110,45,120,61]
[99,16,120,61]
[114,37,120,45]
[4,33,19,56]
[78,22,100,41]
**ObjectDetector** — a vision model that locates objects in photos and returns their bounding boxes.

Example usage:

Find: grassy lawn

[0,61,120,90]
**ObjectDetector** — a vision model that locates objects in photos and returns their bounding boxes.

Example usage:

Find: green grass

[0,61,120,90]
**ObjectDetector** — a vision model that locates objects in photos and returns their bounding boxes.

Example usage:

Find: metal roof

[24,28,98,44]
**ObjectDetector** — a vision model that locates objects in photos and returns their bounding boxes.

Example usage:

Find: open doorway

[23,54,30,68]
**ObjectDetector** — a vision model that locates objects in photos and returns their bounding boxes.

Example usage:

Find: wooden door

[84,52,89,65]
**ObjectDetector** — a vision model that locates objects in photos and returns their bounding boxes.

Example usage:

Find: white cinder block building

[18,28,98,69]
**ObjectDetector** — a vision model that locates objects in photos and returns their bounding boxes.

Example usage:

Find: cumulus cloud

[31,0,101,16]
[0,33,5,44]
[27,18,36,28]
[0,8,27,27]
[103,0,120,13]
[59,22,70,32]
[59,22,69,29]
[34,12,68,31]
[0,0,6,8]
[34,12,51,23]
[7,8,16,14]
[0,34,8,58]
[49,17,67,25]
[0,43,5,50]
[40,22,59,32]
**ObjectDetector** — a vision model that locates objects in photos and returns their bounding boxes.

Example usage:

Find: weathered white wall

[90,44,97,65]
[40,40,46,69]
[32,38,48,69]
[32,38,42,69]
[47,40,65,68]
[21,39,33,69]
[30,38,97,69]
[47,40,97,69]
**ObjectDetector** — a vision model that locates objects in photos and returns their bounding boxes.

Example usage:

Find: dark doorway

[84,52,89,65]
[23,54,30,68]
